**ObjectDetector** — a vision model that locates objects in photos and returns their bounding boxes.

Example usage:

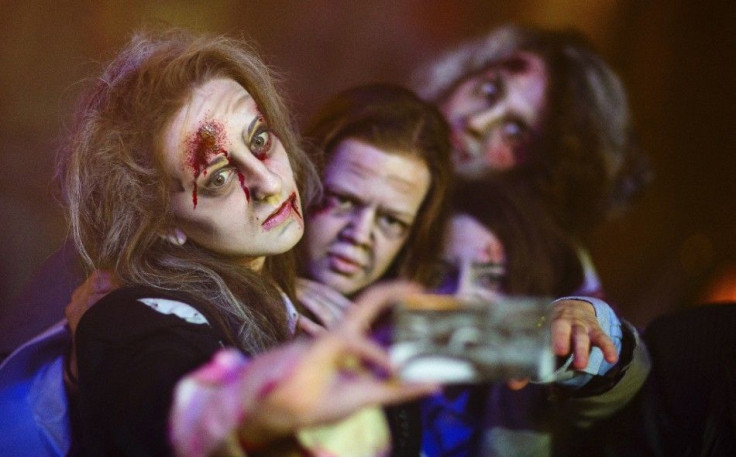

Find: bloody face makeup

[162,77,303,270]
[440,52,548,177]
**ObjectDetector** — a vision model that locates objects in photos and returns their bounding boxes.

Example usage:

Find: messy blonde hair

[57,28,319,353]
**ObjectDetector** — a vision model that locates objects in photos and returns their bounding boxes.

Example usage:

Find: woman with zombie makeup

[435,177,585,300]
[413,24,652,301]
[414,24,650,234]
[421,177,650,457]
[53,28,439,457]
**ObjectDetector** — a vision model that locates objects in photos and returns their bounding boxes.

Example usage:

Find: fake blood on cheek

[185,120,250,208]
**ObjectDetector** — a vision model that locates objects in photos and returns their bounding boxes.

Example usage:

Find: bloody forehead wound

[185,120,228,209]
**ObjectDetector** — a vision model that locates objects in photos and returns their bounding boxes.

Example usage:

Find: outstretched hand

[549,298,618,369]
[507,298,620,391]
[296,278,353,333]
[170,281,440,456]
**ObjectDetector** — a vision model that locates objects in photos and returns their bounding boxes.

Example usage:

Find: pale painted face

[162,78,304,271]
[441,52,548,177]
[304,139,431,296]
[436,213,507,301]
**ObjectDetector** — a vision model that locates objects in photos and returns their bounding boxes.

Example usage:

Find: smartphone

[389,294,554,383]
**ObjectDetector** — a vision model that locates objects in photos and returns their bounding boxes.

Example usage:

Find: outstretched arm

[169,281,440,456]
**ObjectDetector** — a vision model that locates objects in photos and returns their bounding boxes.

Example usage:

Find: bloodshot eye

[249,116,274,159]
[252,130,272,154]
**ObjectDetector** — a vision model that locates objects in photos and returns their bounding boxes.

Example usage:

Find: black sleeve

[74,288,225,457]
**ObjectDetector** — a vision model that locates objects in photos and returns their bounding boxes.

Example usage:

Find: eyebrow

[326,185,416,221]
[246,113,260,140]
[226,90,261,138]
[472,262,506,270]
[380,204,416,221]
[203,154,229,172]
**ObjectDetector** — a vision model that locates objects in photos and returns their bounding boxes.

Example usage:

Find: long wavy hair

[414,24,651,237]
[302,83,453,287]
[56,28,320,354]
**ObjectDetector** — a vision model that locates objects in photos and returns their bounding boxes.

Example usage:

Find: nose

[453,264,477,300]
[338,207,374,248]
[466,106,502,139]
[247,162,282,202]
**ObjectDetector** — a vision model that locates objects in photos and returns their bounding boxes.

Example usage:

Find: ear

[161,227,187,246]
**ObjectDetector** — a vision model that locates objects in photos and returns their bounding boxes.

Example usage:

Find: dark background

[1,0,734,328]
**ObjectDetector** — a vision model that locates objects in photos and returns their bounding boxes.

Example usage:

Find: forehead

[169,77,255,133]
[325,139,428,191]
[445,214,505,261]
[161,78,258,163]
[454,51,547,93]
[325,139,430,209]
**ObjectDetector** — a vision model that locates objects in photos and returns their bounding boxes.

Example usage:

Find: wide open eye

[499,117,531,147]
[501,119,528,142]
[474,74,503,107]
[250,128,273,158]
[203,167,236,191]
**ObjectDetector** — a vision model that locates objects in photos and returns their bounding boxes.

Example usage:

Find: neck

[240,256,266,273]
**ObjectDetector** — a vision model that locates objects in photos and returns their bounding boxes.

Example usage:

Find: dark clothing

[603,303,736,457]
[1,239,83,361]
[74,285,422,457]
[645,303,736,455]
[75,286,226,457]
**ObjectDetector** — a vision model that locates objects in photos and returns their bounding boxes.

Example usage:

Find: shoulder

[77,285,224,351]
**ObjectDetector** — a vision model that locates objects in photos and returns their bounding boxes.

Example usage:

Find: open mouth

[262,192,297,230]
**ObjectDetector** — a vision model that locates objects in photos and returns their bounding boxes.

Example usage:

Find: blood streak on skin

[238,173,250,202]
[185,120,250,208]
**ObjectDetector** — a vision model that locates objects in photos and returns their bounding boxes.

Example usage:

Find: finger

[298,293,337,328]
[339,336,393,374]
[92,270,116,293]
[343,281,422,334]
[506,378,530,390]
[589,327,619,364]
[306,376,439,426]
[298,279,352,316]
[297,280,349,326]
[339,377,440,409]
[571,323,591,369]
[309,283,353,311]
[297,316,327,336]
[550,319,573,357]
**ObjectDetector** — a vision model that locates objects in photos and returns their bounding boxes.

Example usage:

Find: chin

[273,224,304,252]
[318,271,363,297]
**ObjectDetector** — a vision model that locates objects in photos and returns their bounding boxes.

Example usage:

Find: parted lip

[262,192,297,230]
[450,130,477,163]
[326,246,368,271]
